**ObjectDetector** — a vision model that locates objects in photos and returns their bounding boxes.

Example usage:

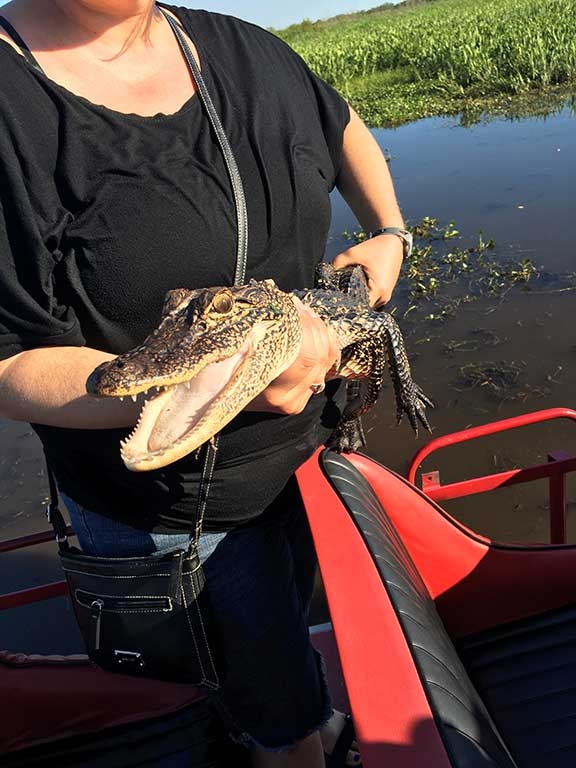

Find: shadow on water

[1,102,576,646]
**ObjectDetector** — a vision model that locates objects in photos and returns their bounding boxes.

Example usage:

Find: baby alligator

[86,266,433,470]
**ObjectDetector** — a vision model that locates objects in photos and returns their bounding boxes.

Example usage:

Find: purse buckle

[113,649,145,668]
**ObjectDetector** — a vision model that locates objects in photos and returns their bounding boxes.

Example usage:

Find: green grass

[277,0,576,126]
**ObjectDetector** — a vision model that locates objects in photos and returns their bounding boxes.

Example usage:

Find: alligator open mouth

[119,344,251,471]
[86,282,305,472]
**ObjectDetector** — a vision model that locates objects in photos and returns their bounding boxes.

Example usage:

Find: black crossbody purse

[44,10,249,689]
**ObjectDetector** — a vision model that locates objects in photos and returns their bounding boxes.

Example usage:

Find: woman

[0,2,408,766]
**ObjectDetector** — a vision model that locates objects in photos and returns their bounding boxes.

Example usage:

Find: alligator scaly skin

[87,270,433,470]
[301,264,432,451]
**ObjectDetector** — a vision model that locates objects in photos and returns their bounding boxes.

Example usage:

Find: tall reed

[280,0,576,95]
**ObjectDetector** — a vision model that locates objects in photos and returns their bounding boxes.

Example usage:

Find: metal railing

[407,407,576,544]
[0,525,74,611]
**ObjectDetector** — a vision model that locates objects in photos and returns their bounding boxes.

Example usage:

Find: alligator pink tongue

[143,352,244,453]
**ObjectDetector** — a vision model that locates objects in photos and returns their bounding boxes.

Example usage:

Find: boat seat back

[321,451,517,768]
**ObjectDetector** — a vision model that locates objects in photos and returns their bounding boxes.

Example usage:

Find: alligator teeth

[143,386,167,397]
[131,394,138,403]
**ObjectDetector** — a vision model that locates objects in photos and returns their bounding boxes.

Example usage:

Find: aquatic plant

[278,0,576,126]
[343,217,537,326]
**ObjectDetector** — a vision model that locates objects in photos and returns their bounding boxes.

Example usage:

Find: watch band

[367,226,413,259]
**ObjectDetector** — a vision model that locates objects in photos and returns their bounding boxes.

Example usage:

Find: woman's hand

[246,298,341,415]
[331,233,404,308]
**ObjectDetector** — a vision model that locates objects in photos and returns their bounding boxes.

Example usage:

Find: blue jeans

[62,492,332,751]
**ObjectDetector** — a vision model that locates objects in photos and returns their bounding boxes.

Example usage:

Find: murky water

[327,103,576,543]
[1,104,576,649]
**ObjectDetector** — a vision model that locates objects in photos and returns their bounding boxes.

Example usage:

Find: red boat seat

[299,450,576,768]
[0,652,247,767]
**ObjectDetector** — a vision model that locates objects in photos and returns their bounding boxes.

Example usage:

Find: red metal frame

[407,407,576,544]
[0,526,74,611]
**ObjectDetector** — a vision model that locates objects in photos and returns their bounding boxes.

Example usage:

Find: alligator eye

[212,292,235,314]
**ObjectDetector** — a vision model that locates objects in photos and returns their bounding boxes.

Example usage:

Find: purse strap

[161,7,248,545]
[45,6,248,550]
[160,8,248,285]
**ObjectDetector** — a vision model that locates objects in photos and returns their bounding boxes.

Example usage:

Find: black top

[0,5,350,532]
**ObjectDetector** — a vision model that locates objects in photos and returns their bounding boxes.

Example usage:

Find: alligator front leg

[378,314,434,435]
[326,380,367,453]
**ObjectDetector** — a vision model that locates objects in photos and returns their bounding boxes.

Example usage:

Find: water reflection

[456,91,576,129]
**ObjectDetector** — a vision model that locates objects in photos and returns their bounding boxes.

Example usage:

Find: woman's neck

[1,0,160,56]
[0,0,199,117]
[48,0,158,52]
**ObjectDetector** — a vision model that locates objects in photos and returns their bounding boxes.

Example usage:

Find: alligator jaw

[118,317,301,471]
[121,347,249,471]
[85,281,303,470]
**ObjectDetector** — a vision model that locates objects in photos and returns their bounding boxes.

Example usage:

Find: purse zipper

[90,599,103,651]
[77,590,172,612]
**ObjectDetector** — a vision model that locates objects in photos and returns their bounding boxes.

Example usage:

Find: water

[1,106,576,645]
[327,104,576,543]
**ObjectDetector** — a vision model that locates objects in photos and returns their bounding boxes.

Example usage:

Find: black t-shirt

[0,6,350,531]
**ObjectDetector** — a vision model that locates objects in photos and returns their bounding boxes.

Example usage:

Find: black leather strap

[160,7,248,285]
[45,467,70,552]
[160,6,248,537]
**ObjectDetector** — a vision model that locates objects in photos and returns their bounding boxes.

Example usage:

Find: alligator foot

[327,418,367,453]
[398,384,435,436]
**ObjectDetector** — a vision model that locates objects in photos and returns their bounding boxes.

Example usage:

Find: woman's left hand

[331,233,404,308]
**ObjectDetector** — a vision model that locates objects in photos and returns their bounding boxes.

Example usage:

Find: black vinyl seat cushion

[458,604,576,768]
[321,451,517,767]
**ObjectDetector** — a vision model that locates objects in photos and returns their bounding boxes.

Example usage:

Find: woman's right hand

[246,298,341,415]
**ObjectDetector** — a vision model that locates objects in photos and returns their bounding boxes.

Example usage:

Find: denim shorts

[61,490,332,752]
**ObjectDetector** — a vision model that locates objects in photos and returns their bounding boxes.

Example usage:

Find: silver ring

[310,382,325,395]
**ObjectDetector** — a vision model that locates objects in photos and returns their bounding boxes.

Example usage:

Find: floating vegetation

[454,360,558,402]
[343,217,538,327]
[278,0,576,127]
[456,361,525,397]
[442,329,502,357]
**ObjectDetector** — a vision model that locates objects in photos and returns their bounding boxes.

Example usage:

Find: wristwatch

[367,226,413,260]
